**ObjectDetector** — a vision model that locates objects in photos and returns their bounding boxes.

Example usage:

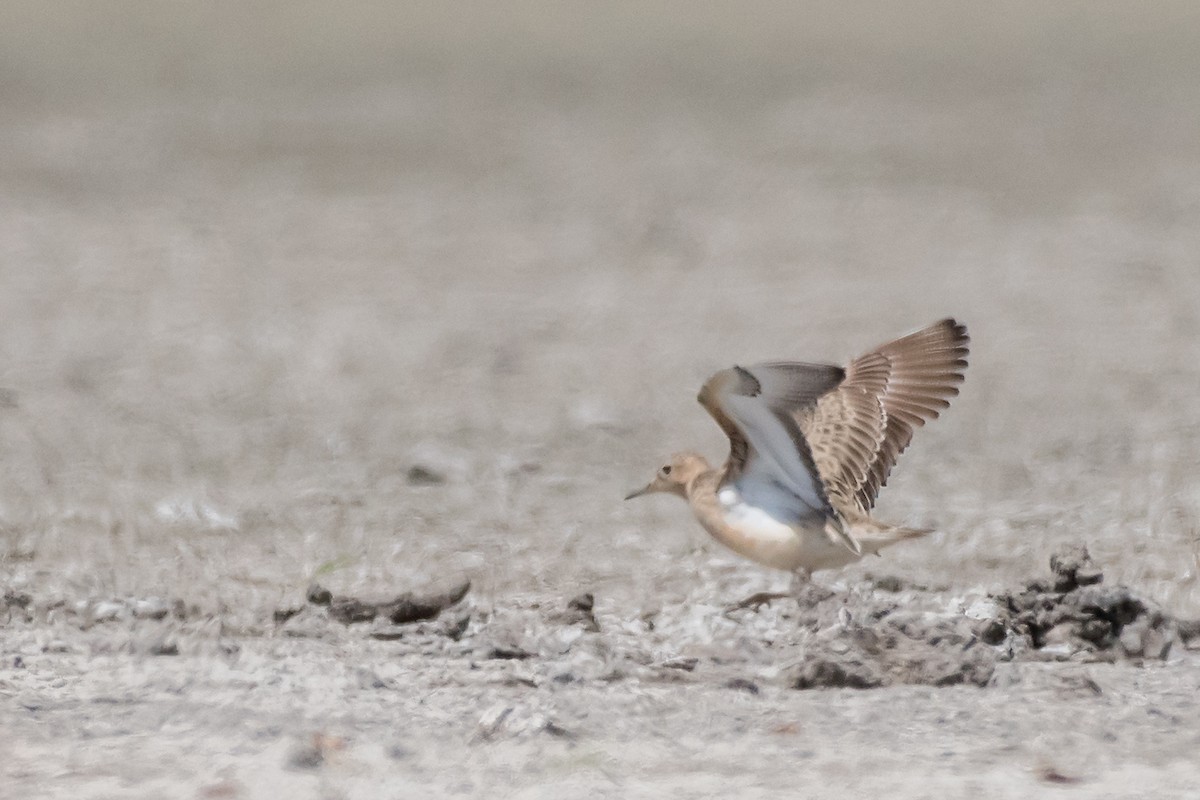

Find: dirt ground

[2,3,1200,798]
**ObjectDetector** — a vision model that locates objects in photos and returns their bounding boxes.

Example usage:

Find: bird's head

[624,451,710,501]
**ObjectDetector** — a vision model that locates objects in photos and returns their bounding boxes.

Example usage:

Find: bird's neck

[683,468,721,505]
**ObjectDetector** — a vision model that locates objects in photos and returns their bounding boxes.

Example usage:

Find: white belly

[708,484,860,572]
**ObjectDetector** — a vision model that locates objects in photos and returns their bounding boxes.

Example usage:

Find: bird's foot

[724,591,791,614]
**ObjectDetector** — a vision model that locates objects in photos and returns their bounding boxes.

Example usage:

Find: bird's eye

[661,465,672,475]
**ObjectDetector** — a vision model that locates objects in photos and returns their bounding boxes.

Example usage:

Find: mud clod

[273,607,302,625]
[724,678,761,694]
[487,645,535,660]
[871,575,906,593]
[978,619,1007,646]
[405,465,446,486]
[440,614,472,641]
[305,584,333,606]
[311,581,470,626]
[150,639,180,656]
[329,598,378,625]
[383,581,471,624]
[790,613,997,690]
[1177,619,1200,649]
[785,546,1187,691]
[990,546,1179,662]
[1049,544,1104,592]
[552,593,600,632]
[660,656,699,671]
[792,658,883,690]
[287,734,345,771]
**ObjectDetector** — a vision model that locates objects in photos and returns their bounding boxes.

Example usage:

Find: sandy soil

[2,4,1200,798]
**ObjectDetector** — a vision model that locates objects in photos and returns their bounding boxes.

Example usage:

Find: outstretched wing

[799,318,970,515]
[697,361,843,516]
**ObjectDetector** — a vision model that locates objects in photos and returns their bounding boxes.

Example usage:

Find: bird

[625,318,969,606]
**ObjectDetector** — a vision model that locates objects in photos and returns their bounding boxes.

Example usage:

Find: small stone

[1141,625,1173,661]
[1079,619,1111,643]
[306,584,333,606]
[440,614,471,641]
[1037,765,1082,785]
[91,601,125,623]
[1038,643,1074,660]
[964,599,1001,620]
[133,598,170,620]
[473,704,514,742]
[288,742,325,770]
[930,655,995,687]
[555,593,600,632]
[1050,544,1101,592]
[1041,623,1078,648]
[356,668,393,689]
[660,657,699,671]
[1062,675,1103,695]
[724,678,760,694]
[791,658,882,690]
[504,675,538,689]
[274,607,302,625]
[486,645,534,660]
[1119,624,1145,657]
[329,599,378,624]
[872,576,905,593]
[1178,619,1200,650]
[1073,586,1145,627]
[567,593,594,613]
[150,640,179,656]
[3,590,31,609]
[979,619,1007,646]
[405,465,446,486]
[369,629,405,641]
[542,721,575,740]
[383,581,471,624]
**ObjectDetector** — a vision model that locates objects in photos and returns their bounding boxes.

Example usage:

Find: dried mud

[6,548,1193,698]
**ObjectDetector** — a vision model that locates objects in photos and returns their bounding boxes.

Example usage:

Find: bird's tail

[848,518,933,555]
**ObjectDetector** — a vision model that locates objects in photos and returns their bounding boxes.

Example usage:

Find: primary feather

[799,318,970,515]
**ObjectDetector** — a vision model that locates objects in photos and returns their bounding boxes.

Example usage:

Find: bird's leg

[790,567,834,606]
[725,569,815,613]
[789,568,812,596]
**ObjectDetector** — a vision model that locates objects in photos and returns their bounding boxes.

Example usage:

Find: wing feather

[698,318,968,521]
[697,362,843,515]
[799,318,970,514]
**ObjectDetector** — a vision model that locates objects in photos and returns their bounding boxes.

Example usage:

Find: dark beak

[624,484,651,501]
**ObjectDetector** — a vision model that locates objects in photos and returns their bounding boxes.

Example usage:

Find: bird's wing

[697,361,844,516]
[798,318,970,515]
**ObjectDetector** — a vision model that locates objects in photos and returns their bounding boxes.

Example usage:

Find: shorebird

[625,318,969,605]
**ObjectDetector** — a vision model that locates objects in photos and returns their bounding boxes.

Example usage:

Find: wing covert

[800,318,970,514]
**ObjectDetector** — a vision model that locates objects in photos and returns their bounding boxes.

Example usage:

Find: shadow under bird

[626,318,969,604]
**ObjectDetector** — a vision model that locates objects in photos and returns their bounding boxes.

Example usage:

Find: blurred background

[1,2,1198,614]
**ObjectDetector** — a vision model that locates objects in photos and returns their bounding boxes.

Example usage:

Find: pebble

[91,602,125,623]
[133,598,170,620]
